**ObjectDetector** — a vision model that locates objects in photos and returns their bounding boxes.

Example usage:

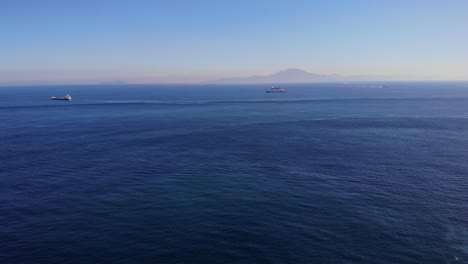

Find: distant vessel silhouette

[51,94,72,101]
[266,86,285,93]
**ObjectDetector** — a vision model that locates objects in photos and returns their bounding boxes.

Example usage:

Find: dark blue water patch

[1,84,468,263]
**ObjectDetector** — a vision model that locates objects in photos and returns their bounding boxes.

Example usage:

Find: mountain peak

[278,68,309,73]
[272,68,320,78]
[211,68,338,84]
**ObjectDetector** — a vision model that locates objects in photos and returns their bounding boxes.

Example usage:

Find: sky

[1,0,468,84]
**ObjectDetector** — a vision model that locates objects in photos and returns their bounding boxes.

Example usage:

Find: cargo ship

[51,94,72,101]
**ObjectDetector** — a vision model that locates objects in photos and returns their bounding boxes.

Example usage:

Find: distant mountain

[211,68,344,84]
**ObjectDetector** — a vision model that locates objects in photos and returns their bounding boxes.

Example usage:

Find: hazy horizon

[2,0,468,85]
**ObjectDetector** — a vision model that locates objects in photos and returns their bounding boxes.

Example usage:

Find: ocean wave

[2,96,468,109]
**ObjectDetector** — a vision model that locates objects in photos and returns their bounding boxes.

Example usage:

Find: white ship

[51,94,72,101]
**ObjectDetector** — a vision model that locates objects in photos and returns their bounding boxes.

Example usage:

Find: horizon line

[2,79,468,88]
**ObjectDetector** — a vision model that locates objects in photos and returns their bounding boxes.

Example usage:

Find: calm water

[1,82,468,263]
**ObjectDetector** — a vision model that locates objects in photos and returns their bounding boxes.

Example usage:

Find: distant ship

[51,94,72,101]
[266,86,285,93]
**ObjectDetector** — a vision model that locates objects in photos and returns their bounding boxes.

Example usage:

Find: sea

[1,82,467,263]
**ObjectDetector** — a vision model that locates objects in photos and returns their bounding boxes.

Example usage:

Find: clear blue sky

[1,0,467,84]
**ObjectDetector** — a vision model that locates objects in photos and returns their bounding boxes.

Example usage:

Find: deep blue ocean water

[1,82,468,263]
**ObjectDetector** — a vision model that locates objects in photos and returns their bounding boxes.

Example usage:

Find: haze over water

[1,82,468,263]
